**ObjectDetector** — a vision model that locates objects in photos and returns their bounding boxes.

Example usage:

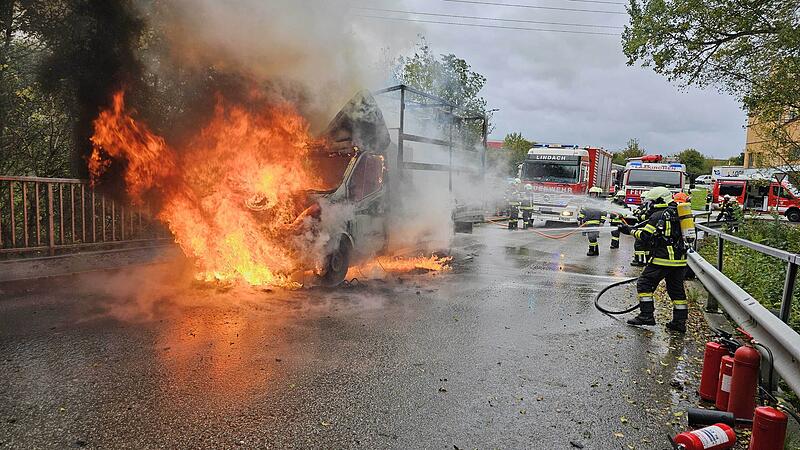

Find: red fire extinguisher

[699,341,728,401]
[715,355,734,411]
[670,423,736,449]
[728,345,760,420]
[748,406,787,450]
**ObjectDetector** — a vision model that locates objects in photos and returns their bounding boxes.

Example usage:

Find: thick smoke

[36,0,145,178]
[141,0,409,128]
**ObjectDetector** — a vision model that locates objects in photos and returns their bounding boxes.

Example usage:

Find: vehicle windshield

[626,169,682,188]
[522,161,579,183]
[305,152,354,192]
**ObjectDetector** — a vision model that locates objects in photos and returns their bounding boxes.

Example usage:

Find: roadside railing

[690,223,800,395]
[0,176,170,258]
[696,223,797,323]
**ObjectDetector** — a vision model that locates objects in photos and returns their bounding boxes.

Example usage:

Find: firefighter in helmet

[630,191,654,266]
[579,187,607,256]
[618,187,689,332]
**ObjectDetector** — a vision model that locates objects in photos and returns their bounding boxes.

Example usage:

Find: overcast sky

[354,0,746,159]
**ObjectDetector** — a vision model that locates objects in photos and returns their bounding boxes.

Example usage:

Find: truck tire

[321,237,352,287]
[786,209,800,223]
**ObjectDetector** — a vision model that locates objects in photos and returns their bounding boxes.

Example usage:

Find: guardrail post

[46,184,55,255]
[780,262,797,323]
[716,235,724,271]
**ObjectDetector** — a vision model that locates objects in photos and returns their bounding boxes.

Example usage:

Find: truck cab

[623,157,687,205]
[518,144,612,223]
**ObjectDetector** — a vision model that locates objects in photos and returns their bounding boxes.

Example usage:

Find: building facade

[744,115,800,168]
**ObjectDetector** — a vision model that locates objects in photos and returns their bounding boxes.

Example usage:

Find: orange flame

[90,91,324,287]
[90,91,451,287]
[346,255,452,280]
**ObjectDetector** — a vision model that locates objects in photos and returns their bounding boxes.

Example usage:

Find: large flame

[91,91,323,286]
[90,91,451,287]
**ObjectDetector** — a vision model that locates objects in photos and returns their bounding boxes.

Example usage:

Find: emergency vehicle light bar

[532,144,579,149]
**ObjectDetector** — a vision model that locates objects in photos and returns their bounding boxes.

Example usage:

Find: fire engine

[518,144,613,223]
[711,169,800,222]
[623,155,687,205]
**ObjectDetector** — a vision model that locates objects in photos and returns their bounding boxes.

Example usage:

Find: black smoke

[29,0,145,178]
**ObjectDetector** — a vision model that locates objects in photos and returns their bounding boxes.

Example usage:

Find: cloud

[373,0,746,158]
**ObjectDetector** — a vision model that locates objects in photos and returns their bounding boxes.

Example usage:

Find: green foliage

[0,6,73,177]
[728,152,745,166]
[395,37,488,117]
[394,37,491,142]
[503,132,534,176]
[698,220,800,331]
[676,148,710,180]
[623,0,800,171]
[612,138,645,165]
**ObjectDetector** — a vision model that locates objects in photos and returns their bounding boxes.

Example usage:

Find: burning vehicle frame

[311,84,489,286]
[83,84,488,288]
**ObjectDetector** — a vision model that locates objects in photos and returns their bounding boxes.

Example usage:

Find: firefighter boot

[626,297,656,326]
[665,308,688,333]
[610,240,620,249]
[587,246,599,256]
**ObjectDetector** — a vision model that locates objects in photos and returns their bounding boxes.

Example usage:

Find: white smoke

[142,0,419,126]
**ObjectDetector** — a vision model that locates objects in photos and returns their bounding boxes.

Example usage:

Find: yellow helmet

[643,186,672,203]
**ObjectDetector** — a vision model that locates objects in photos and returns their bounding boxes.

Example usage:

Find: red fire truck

[711,169,800,222]
[518,144,613,223]
[623,155,687,206]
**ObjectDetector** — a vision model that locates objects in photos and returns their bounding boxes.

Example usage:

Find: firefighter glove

[618,224,631,235]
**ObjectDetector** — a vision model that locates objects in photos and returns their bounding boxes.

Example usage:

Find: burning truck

[89,85,486,287]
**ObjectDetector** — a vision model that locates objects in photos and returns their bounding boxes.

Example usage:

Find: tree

[622,0,800,179]
[728,152,745,166]
[676,148,710,180]
[394,37,491,141]
[612,138,645,165]
[503,132,534,176]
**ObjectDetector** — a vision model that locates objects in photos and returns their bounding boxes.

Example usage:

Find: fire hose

[593,276,640,315]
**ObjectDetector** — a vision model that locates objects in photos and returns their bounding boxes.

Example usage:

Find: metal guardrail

[0,176,169,257]
[688,251,800,396]
[696,223,797,323]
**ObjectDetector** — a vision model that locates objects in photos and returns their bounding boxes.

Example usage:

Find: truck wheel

[321,237,352,287]
[786,209,800,223]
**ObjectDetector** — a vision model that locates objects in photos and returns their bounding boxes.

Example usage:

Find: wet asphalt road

[0,224,710,449]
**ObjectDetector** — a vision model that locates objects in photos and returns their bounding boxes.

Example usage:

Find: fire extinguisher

[715,355,734,411]
[698,341,728,401]
[728,345,760,420]
[669,423,736,450]
[748,406,788,450]
[699,329,740,402]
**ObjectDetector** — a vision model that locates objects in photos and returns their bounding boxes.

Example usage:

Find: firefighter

[716,195,740,223]
[630,193,654,266]
[612,190,626,207]
[608,211,624,249]
[507,180,522,229]
[579,187,607,256]
[618,187,689,333]
[520,184,534,228]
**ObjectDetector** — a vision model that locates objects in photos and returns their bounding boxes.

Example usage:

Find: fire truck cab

[518,144,613,223]
[623,156,687,205]
[712,170,800,222]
